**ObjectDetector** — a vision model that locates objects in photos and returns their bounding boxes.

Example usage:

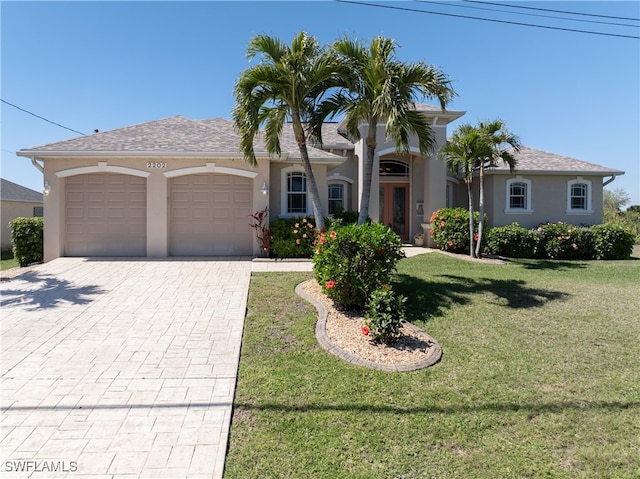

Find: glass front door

[379,183,409,240]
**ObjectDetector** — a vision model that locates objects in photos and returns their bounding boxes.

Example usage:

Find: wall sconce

[260,182,269,197]
[43,181,51,196]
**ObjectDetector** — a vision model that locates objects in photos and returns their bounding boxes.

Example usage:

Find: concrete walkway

[0,247,429,478]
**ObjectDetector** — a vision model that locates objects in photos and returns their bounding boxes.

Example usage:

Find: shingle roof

[18,116,343,161]
[488,146,624,176]
[1,178,43,203]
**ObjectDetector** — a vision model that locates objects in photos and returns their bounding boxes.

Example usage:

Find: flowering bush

[429,208,485,254]
[364,284,406,344]
[313,222,405,308]
[534,222,593,260]
[269,216,317,258]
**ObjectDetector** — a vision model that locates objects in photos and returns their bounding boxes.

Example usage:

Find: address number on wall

[146,162,168,169]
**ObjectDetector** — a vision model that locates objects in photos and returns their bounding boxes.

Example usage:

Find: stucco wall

[1,201,43,251]
[471,174,606,228]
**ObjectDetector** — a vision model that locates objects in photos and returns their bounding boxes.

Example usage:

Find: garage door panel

[169,174,252,256]
[65,173,146,256]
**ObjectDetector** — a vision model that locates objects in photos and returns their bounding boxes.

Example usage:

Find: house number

[147,162,167,169]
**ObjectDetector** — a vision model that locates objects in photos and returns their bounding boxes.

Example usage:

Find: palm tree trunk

[292,115,325,230]
[358,120,378,225]
[467,180,475,258]
[475,163,484,258]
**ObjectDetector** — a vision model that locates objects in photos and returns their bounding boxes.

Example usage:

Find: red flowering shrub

[429,207,486,254]
[364,284,406,344]
[313,222,404,307]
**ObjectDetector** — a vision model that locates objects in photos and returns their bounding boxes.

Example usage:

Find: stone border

[295,282,442,372]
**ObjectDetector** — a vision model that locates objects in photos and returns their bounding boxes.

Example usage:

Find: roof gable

[1,178,43,202]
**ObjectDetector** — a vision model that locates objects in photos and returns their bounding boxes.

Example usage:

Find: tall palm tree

[233,32,345,230]
[313,35,455,226]
[474,119,521,257]
[438,124,488,258]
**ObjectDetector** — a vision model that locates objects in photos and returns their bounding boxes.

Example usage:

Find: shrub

[429,207,486,254]
[485,223,539,258]
[534,222,593,260]
[313,222,405,308]
[269,216,317,258]
[9,217,44,267]
[364,284,406,344]
[591,223,635,260]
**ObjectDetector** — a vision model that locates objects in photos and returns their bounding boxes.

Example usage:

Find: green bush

[9,217,44,267]
[269,216,317,258]
[534,222,594,260]
[485,223,539,258]
[591,223,635,260]
[429,207,486,254]
[364,284,406,344]
[313,222,405,308]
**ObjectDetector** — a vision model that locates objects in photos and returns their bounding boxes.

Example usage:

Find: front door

[379,183,409,240]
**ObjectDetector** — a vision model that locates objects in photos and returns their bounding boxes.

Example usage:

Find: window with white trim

[566,178,593,214]
[505,177,532,213]
[328,183,344,215]
[286,171,307,214]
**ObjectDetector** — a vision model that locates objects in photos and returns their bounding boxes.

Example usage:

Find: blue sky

[2,1,639,205]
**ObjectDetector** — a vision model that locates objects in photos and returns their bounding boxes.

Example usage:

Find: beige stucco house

[17,104,624,261]
[1,178,43,252]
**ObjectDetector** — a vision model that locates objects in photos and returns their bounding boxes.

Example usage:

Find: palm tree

[438,124,488,258]
[233,32,346,230]
[313,35,455,226]
[474,120,521,257]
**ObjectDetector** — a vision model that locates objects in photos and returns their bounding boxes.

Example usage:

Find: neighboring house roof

[0,178,43,203]
[487,146,624,176]
[17,116,344,163]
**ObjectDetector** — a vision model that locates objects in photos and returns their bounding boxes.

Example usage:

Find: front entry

[379,183,409,240]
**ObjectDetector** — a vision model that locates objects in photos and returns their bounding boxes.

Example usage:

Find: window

[328,183,344,215]
[509,182,527,209]
[379,159,409,177]
[505,177,532,213]
[566,178,593,214]
[33,206,43,217]
[286,171,307,214]
[570,183,587,209]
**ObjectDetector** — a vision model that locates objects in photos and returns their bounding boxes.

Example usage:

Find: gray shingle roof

[488,146,624,176]
[18,116,342,161]
[1,178,43,202]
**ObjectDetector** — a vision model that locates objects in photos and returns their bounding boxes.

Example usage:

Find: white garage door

[65,173,146,256]
[169,174,253,256]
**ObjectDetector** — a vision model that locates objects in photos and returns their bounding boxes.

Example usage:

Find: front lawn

[225,253,640,479]
[0,251,19,271]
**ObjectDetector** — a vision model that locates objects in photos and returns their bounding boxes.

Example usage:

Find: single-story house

[1,178,44,252]
[17,104,624,261]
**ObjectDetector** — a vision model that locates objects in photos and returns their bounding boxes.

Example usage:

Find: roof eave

[484,169,625,177]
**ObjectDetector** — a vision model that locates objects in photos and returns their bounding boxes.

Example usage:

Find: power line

[335,0,640,39]
[462,0,640,22]
[416,1,640,28]
[1,99,86,135]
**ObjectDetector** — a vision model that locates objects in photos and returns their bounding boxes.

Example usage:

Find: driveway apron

[1,258,252,478]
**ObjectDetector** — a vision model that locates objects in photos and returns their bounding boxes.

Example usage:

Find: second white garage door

[169,174,253,256]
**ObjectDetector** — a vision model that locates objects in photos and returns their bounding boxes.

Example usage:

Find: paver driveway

[1,257,253,478]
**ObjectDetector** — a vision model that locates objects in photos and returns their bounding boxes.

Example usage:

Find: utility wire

[1,99,86,135]
[335,0,640,39]
[416,1,639,28]
[462,0,640,22]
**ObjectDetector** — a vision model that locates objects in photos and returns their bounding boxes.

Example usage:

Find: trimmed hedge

[485,221,634,260]
[485,223,539,258]
[9,217,44,266]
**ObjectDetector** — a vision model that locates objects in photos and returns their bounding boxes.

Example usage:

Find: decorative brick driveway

[1,258,252,478]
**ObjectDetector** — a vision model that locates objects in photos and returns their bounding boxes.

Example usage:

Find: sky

[2,1,639,206]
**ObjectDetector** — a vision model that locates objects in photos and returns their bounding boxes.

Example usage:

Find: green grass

[0,251,19,271]
[225,253,640,479]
